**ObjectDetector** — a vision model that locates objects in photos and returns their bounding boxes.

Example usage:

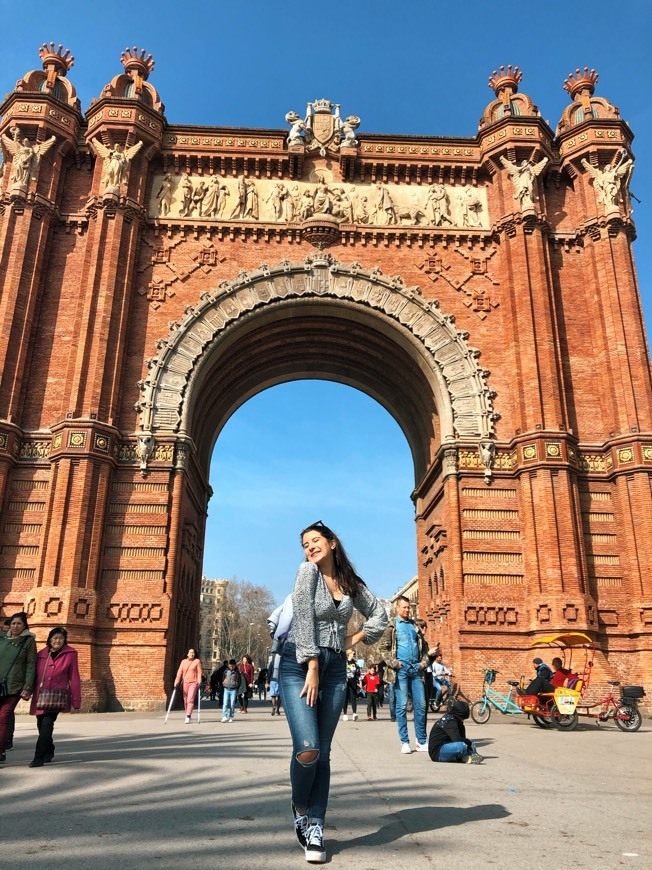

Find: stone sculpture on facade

[136,434,155,477]
[580,149,633,214]
[424,183,453,226]
[178,173,193,217]
[155,172,174,216]
[202,175,229,218]
[91,139,143,194]
[500,155,548,210]
[479,440,496,483]
[339,115,361,149]
[1,127,57,193]
[457,185,483,227]
[148,172,491,230]
[372,182,398,225]
[285,100,361,156]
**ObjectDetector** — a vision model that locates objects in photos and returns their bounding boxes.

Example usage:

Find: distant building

[198,577,228,670]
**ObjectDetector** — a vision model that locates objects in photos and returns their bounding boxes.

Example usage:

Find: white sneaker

[401,743,412,754]
[304,822,326,863]
[184,716,191,724]
[228,717,234,722]
[342,714,349,721]
[415,742,429,752]
[352,713,358,721]
[221,716,228,723]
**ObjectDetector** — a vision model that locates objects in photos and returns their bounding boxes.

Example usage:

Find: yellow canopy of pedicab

[529,632,595,648]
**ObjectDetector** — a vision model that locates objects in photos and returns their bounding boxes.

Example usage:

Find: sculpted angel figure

[500,155,548,209]
[581,149,633,212]
[91,140,143,192]
[1,129,57,189]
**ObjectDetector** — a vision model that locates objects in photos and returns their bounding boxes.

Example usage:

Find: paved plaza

[3,699,650,869]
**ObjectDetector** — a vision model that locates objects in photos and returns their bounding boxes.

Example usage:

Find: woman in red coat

[239,655,255,713]
[29,626,81,767]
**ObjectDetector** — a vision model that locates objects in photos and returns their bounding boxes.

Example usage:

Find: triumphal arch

[0,46,650,708]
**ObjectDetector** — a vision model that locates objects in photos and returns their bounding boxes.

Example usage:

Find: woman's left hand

[300,669,320,707]
[20,690,31,701]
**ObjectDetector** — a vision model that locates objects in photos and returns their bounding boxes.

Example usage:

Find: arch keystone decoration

[136,254,498,446]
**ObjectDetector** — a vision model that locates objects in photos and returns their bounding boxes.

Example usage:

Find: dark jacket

[428,700,472,761]
[0,630,37,696]
[376,617,429,685]
[222,667,240,690]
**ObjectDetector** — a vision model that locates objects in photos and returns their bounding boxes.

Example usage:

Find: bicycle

[471,668,540,725]
[573,681,644,732]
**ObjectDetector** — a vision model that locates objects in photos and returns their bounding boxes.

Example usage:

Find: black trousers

[343,683,358,714]
[34,712,59,760]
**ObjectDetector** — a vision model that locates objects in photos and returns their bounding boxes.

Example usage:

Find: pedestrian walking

[239,655,254,712]
[279,520,387,863]
[362,664,381,720]
[29,626,81,767]
[342,649,360,721]
[0,612,37,763]
[174,648,203,724]
[221,659,239,722]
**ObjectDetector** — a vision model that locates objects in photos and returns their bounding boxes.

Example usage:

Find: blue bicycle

[471,668,549,726]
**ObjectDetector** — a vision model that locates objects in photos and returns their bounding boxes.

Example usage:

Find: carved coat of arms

[285,99,360,156]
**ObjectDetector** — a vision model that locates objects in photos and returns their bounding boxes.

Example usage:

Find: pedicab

[517,632,645,732]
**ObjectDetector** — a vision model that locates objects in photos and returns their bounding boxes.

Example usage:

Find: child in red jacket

[362,664,381,720]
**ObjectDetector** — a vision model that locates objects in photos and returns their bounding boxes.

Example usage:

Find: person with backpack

[279,521,387,864]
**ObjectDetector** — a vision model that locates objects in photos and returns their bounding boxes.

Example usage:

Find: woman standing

[0,612,37,763]
[29,626,81,767]
[342,648,361,721]
[279,521,387,864]
[174,648,203,724]
[239,655,254,713]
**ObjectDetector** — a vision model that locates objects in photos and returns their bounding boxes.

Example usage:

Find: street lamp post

[247,622,255,654]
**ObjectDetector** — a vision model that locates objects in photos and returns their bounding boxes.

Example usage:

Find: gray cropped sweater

[287,561,388,664]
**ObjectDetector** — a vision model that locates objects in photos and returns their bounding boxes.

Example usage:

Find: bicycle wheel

[532,714,553,729]
[549,702,578,731]
[471,699,491,724]
[614,704,642,732]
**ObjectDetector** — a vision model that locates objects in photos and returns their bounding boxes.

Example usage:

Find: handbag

[0,678,8,698]
[36,652,69,710]
[36,686,69,710]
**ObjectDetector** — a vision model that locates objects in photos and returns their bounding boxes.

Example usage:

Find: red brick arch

[137,254,498,480]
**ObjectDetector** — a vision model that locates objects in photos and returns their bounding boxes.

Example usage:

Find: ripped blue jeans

[279,641,346,826]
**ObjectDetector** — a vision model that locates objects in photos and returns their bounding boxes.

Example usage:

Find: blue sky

[2,1,649,603]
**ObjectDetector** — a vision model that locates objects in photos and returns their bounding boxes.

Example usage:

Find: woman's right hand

[300,669,320,707]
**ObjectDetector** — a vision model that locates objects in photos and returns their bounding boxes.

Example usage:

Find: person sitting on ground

[517,657,554,696]
[428,699,483,764]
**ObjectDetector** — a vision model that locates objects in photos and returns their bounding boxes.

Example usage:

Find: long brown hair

[300,521,366,597]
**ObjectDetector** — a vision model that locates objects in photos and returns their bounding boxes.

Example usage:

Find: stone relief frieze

[147,172,490,230]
